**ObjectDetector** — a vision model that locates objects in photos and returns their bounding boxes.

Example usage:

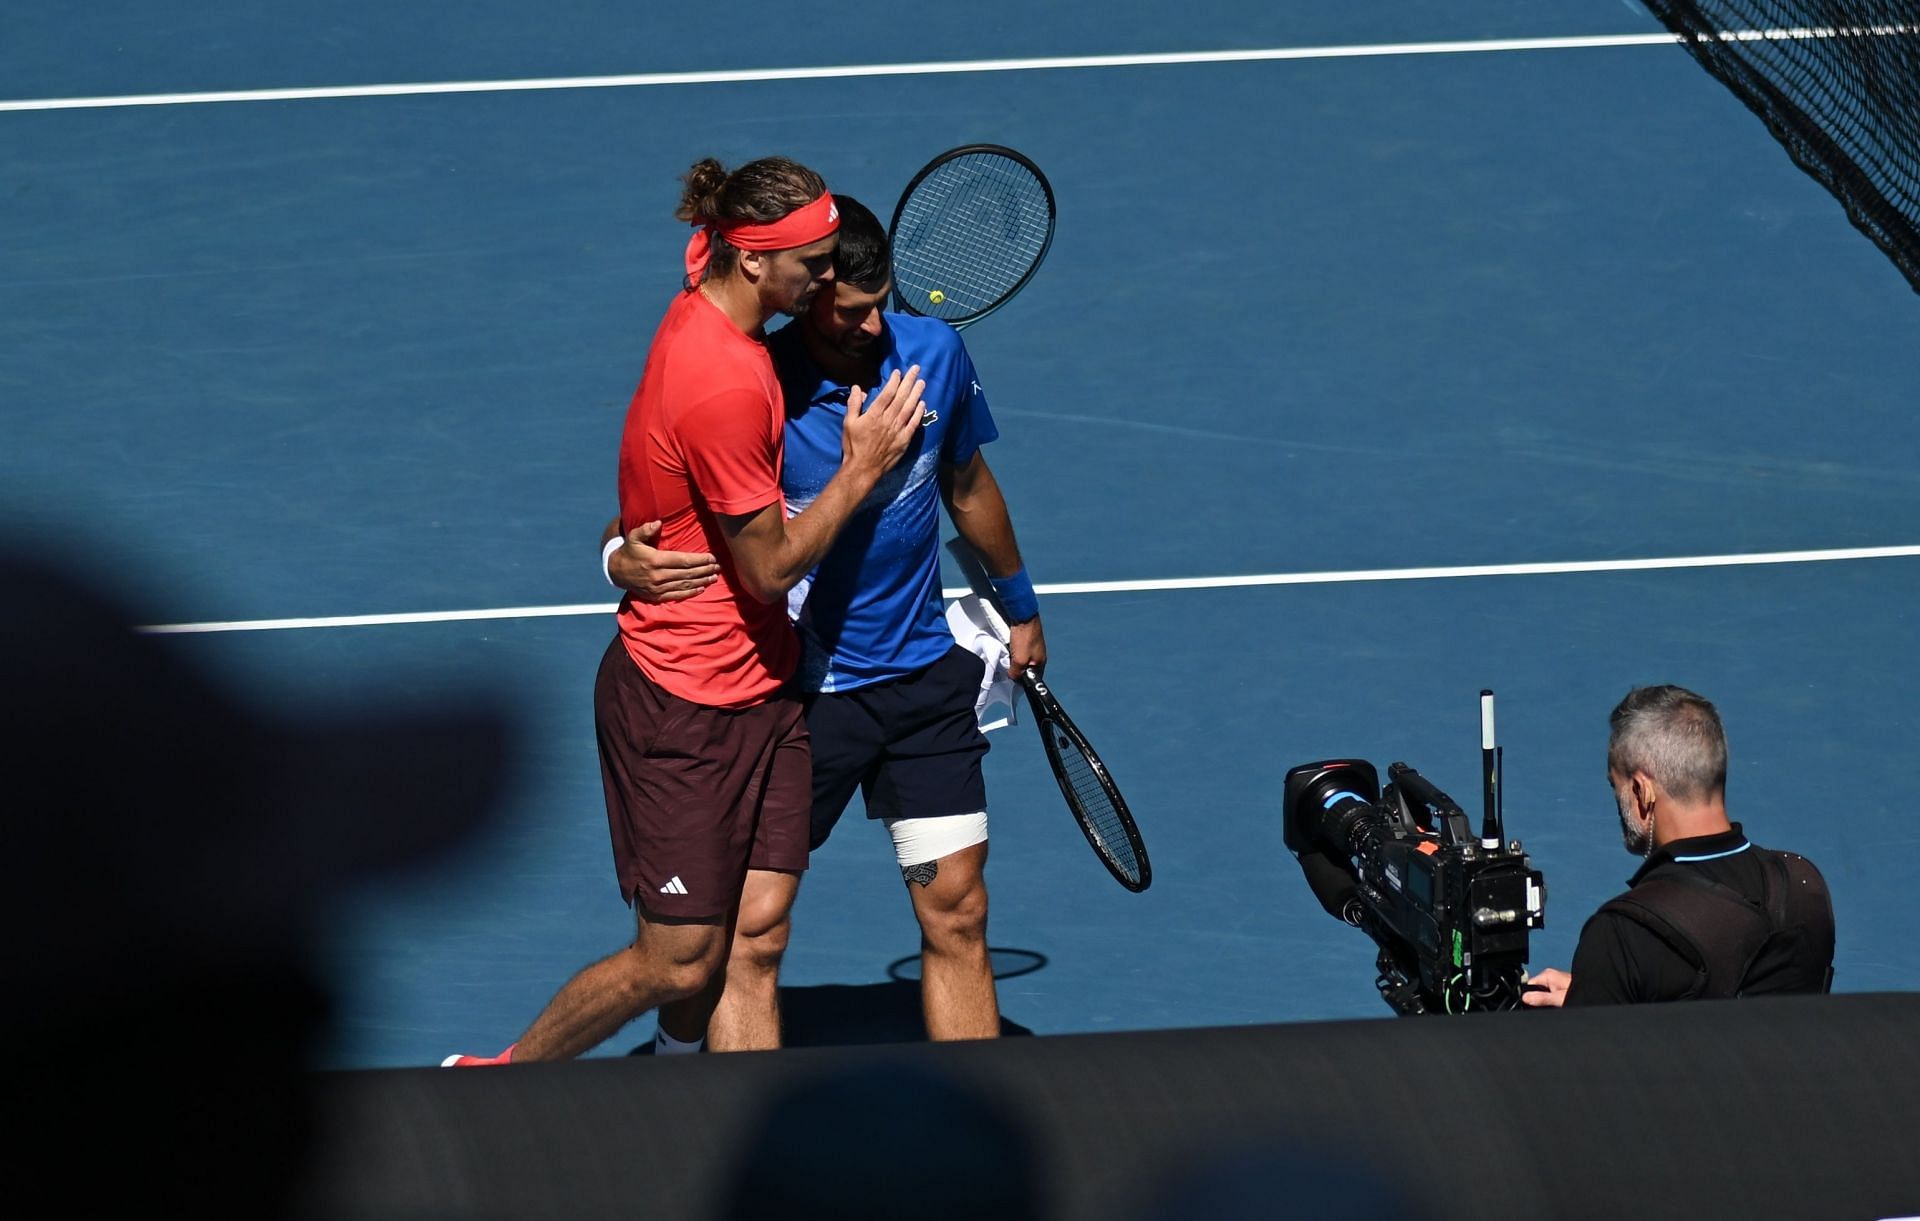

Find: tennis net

[1639,2,1920,293]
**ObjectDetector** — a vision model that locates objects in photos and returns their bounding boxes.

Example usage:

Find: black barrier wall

[299,993,1920,1221]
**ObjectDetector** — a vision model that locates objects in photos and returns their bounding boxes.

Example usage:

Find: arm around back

[602,516,720,603]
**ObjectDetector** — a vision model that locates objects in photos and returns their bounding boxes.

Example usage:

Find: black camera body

[1284,758,1545,1015]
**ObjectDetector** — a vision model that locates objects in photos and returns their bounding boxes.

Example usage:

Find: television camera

[1283,691,1545,1015]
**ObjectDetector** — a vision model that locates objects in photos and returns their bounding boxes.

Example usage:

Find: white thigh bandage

[883,811,988,868]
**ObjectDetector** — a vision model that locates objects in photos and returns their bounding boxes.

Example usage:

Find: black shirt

[1564,824,1767,1005]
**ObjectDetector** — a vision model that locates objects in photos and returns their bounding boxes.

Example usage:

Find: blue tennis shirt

[767,313,998,693]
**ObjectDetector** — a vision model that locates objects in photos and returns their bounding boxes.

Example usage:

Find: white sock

[654,1027,704,1056]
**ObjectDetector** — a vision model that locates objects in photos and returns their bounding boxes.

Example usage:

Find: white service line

[1024,544,1920,595]
[138,544,1920,635]
[5,27,1908,113]
[140,602,618,635]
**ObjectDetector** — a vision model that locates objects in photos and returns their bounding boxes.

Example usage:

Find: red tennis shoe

[440,1043,516,1067]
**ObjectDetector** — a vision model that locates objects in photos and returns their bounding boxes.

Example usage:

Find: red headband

[683,192,839,285]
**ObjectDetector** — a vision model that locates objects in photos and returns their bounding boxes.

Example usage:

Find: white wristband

[601,534,624,588]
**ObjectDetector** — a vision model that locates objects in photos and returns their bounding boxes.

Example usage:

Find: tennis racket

[1018,670,1153,892]
[889,145,1056,330]
[945,540,1152,892]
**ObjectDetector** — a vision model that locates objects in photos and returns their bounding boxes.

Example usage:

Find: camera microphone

[1480,689,1504,850]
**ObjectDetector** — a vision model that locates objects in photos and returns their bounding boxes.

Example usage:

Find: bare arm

[940,450,1047,678]
[600,517,719,603]
[1520,967,1570,1008]
[722,366,926,603]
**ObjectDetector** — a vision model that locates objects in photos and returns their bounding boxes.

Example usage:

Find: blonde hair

[675,157,828,278]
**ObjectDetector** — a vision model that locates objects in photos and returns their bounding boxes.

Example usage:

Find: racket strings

[1050,727,1145,883]
[895,175,1045,308]
[893,154,1050,321]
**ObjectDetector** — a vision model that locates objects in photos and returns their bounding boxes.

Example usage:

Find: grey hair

[1607,685,1728,803]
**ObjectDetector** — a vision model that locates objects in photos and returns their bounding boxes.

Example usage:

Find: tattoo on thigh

[902,860,939,888]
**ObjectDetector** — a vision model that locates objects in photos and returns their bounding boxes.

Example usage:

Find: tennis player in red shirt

[446,157,924,1065]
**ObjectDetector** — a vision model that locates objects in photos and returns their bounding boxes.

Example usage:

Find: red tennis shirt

[615,289,795,707]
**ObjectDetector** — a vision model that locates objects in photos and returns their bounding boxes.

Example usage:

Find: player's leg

[545,635,780,1058]
[704,867,801,1050]
[653,899,740,1052]
[697,681,879,1049]
[702,694,816,1051]
[448,638,780,1065]
[511,908,729,1061]
[871,646,998,1040]
[893,824,997,1039]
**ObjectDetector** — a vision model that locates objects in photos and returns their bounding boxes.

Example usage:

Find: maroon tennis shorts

[593,636,810,918]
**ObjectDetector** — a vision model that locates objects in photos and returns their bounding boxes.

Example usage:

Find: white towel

[944,594,1018,732]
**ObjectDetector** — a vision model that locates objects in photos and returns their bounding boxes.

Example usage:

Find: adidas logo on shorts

[658,876,689,896]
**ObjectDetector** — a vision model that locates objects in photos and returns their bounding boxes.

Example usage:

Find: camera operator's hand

[1521,968,1571,1008]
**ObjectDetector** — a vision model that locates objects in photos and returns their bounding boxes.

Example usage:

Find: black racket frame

[1018,670,1153,893]
[887,143,1057,330]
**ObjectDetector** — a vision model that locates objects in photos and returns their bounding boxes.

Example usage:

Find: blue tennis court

[4,1,1915,1068]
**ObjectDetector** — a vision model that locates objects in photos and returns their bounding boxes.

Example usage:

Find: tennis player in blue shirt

[606,196,1045,1048]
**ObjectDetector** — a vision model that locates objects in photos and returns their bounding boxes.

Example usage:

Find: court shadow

[4,544,512,1217]
[628,948,1044,1051]
[781,978,1036,1046]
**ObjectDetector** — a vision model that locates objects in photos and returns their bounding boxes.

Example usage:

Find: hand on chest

[782,386,942,503]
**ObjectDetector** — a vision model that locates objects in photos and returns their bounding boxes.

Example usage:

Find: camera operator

[1523,685,1834,1007]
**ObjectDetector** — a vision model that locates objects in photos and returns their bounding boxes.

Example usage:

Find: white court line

[138,544,1920,635]
[4,27,1913,113]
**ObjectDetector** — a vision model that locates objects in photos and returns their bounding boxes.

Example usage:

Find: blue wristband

[989,565,1040,623]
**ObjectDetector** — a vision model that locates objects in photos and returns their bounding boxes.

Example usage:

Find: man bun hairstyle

[824,195,892,292]
[1608,685,1729,804]
[675,156,829,279]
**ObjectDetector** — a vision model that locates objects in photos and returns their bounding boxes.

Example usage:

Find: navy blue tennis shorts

[803,644,989,850]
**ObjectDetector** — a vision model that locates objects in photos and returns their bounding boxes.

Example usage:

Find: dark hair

[675,156,829,278]
[825,194,892,291]
[1608,685,1729,802]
